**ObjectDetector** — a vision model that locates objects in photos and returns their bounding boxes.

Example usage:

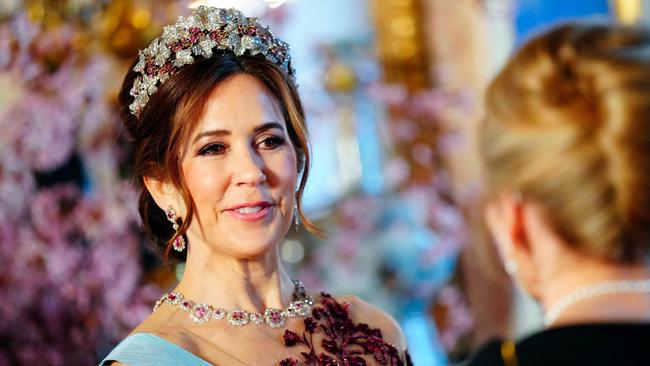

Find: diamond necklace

[153,279,314,329]
[544,278,650,326]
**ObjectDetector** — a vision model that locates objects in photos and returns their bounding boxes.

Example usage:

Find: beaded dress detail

[279,293,412,366]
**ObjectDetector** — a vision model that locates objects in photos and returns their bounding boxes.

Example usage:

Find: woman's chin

[228,245,279,261]
[212,231,286,259]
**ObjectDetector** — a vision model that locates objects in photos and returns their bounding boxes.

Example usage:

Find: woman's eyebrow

[253,122,284,134]
[191,122,283,144]
[192,129,230,144]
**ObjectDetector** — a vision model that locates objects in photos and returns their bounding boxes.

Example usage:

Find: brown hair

[480,22,650,263]
[119,51,320,263]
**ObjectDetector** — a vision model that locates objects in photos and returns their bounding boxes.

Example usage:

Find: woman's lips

[226,202,273,222]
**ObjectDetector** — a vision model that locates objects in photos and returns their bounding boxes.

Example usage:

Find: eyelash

[259,135,285,150]
[197,136,285,156]
[198,143,227,156]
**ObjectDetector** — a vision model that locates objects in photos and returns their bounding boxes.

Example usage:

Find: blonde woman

[468,22,650,365]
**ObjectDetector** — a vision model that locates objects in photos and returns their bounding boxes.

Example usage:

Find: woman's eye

[258,136,285,150]
[198,143,227,156]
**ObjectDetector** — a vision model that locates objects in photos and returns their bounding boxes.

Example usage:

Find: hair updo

[481,22,650,263]
[119,52,318,263]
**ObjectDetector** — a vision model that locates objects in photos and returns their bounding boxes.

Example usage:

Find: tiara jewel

[128,6,295,117]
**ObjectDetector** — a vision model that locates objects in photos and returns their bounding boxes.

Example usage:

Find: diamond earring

[166,206,185,252]
[293,202,300,231]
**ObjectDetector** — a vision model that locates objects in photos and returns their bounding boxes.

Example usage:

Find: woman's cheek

[279,149,298,182]
[184,161,223,207]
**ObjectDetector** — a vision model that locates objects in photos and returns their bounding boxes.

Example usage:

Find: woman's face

[181,73,297,259]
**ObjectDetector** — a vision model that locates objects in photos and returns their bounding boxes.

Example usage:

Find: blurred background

[0,0,645,364]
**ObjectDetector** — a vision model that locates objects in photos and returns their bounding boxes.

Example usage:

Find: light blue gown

[99,332,213,366]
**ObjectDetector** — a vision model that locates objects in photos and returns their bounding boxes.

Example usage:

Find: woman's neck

[173,246,295,312]
[541,262,650,327]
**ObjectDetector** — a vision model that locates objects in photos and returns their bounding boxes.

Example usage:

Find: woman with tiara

[100,6,410,366]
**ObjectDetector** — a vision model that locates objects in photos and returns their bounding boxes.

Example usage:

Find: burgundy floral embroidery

[280,358,299,366]
[284,330,301,347]
[279,293,411,366]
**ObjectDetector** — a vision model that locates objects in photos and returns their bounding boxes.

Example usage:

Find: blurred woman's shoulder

[464,323,650,366]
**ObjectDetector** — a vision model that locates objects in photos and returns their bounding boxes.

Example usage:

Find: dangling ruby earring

[166,206,186,252]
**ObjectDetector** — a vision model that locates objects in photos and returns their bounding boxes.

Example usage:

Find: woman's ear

[485,192,541,297]
[484,192,522,257]
[505,192,530,254]
[143,175,177,212]
[508,193,543,298]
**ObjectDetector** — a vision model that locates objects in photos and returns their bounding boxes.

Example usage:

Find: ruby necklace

[153,279,314,329]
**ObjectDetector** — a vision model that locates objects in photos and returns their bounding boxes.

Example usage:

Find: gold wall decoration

[99,0,160,59]
[370,0,430,91]
[16,0,181,60]
[97,0,188,60]
[24,0,63,27]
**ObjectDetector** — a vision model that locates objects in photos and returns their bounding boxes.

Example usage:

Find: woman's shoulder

[99,332,213,366]
[465,323,650,366]
[100,306,214,366]
[332,294,407,350]
[516,323,650,364]
[462,338,507,366]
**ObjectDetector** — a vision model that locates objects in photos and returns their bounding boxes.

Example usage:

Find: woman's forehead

[196,74,286,132]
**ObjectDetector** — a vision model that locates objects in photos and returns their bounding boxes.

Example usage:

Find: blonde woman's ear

[484,197,516,271]
[507,193,527,249]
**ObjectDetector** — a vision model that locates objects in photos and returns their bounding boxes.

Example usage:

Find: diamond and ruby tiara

[129,6,295,117]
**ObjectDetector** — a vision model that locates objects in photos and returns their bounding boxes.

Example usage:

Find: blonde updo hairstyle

[480,22,650,264]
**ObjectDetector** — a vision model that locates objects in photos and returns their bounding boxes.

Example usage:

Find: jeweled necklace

[544,278,650,326]
[153,279,314,329]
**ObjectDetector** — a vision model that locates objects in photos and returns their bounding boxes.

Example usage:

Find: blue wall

[516,0,611,44]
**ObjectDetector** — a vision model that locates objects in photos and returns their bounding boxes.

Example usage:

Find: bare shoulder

[335,294,407,351]
[128,302,178,336]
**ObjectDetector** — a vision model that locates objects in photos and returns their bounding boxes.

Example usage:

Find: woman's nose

[233,146,267,186]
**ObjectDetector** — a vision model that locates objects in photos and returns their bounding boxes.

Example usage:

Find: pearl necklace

[153,279,314,329]
[544,278,650,326]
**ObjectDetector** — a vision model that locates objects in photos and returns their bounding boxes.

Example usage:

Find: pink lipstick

[226,201,273,222]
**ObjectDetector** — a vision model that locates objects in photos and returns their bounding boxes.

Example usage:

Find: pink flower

[0,149,34,223]
[367,83,408,106]
[30,184,79,243]
[3,92,76,172]
[0,11,157,364]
